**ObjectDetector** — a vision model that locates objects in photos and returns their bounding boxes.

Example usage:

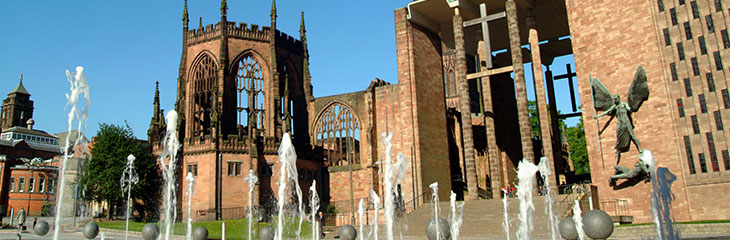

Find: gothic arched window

[235,54,265,132]
[190,53,217,137]
[314,103,360,166]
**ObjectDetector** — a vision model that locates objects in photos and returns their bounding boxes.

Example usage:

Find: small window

[699,153,708,173]
[692,115,700,134]
[725,89,730,109]
[18,177,24,193]
[684,22,693,40]
[685,78,693,97]
[700,94,708,113]
[227,162,242,176]
[715,110,724,130]
[671,63,678,81]
[9,177,15,192]
[679,0,685,5]
[685,136,697,174]
[678,99,685,117]
[671,8,678,25]
[664,28,671,46]
[227,162,234,176]
[699,36,707,55]
[714,51,723,70]
[677,43,685,60]
[692,57,699,76]
[707,132,720,172]
[658,0,665,11]
[48,178,55,193]
[187,164,198,176]
[706,15,715,33]
[722,30,730,49]
[39,177,45,192]
[707,73,716,92]
[723,150,730,171]
[28,177,34,192]
[715,0,723,12]
[691,1,699,18]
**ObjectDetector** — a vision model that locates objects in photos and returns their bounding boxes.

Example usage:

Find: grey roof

[0,139,62,154]
[54,130,89,145]
[2,126,57,139]
[10,79,29,95]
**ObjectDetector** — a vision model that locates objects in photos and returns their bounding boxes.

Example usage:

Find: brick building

[150,0,730,224]
[0,77,61,217]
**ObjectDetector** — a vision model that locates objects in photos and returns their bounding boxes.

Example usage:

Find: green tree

[566,118,590,175]
[80,123,161,220]
[528,101,589,174]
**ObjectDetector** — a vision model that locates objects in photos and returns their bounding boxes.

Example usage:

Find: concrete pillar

[453,8,479,200]
[527,13,558,185]
[506,0,535,163]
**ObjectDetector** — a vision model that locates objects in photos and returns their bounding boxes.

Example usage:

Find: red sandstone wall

[566,0,691,223]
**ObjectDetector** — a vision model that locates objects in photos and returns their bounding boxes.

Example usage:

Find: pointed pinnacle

[199,17,203,28]
[271,0,277,18]
[221,0,227,17]
[19,73,23,83]
[183,0,189,23]
[300,11,306,33]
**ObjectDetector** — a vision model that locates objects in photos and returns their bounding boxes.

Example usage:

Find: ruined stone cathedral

[147,0,578,221]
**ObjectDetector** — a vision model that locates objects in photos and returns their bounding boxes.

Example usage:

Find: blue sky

[0,0,578,140]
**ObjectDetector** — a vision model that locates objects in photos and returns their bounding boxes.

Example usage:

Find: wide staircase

[400,195,574,239]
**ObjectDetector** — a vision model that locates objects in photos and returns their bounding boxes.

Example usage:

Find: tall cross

[463,3,506,69]
[553,64,579,112]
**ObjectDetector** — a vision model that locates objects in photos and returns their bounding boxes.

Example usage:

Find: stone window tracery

[235,54,265,133]
[191,53,217,137]
[314,103,360,166]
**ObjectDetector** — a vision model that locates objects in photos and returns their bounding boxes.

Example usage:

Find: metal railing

[599,198,630,217]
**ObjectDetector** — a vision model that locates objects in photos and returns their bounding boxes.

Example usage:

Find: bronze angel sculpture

[592,65,650,160]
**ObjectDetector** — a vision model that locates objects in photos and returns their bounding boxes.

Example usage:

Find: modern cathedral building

[149,0,730,223]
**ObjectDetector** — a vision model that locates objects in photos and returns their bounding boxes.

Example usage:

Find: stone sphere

[83,222,99,239]
[558,218,578,240]
[142,223,160,240]
[33,220,49,236]
[259,225,274,240]
[582,209,614,239]
[193,226,209,240]
[339,225,357,240]
[426,217,451,240]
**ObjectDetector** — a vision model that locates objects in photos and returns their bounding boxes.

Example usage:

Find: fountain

[502,191,511,240]
[369,190,381,240]
[380,132,410,240]
[159,110,181,240]
[449,191,464,240]
[185,172,196,240]
[309,180,320,240]
[515,159,538,240]
[55,66,90,240]
[358,199,365,240]
[572,200,585,240]
[275,133,304,240]
[120,154,139,240]
[537,157,558,240]
[642,150,677,239]
[428,182,441,240]
[244,169,258,240]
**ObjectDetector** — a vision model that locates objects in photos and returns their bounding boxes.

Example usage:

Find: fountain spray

[159,110,181,240]
[502,190,510,240]
[55,66,90,240]
[358,199,366,240]
[537,157,558,240]
[381,132,409,240]
[185,172,196,240]
[429,182,441,240]
[572,200,585,240]
[275,133,304,240]
[309,180,319,240]
[516,159,538,240]
[449,191,464,240]
[244,169,258,240]
[121,154,139,240]
[370,190,381,240]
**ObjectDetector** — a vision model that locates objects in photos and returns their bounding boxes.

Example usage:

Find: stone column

[506,0,535,162]
[527,13,558,184]
[478,42,502,199]
[453,8,479,200]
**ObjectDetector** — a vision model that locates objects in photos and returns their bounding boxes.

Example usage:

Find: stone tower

[155,0,316,221]
[1,74,34,130]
